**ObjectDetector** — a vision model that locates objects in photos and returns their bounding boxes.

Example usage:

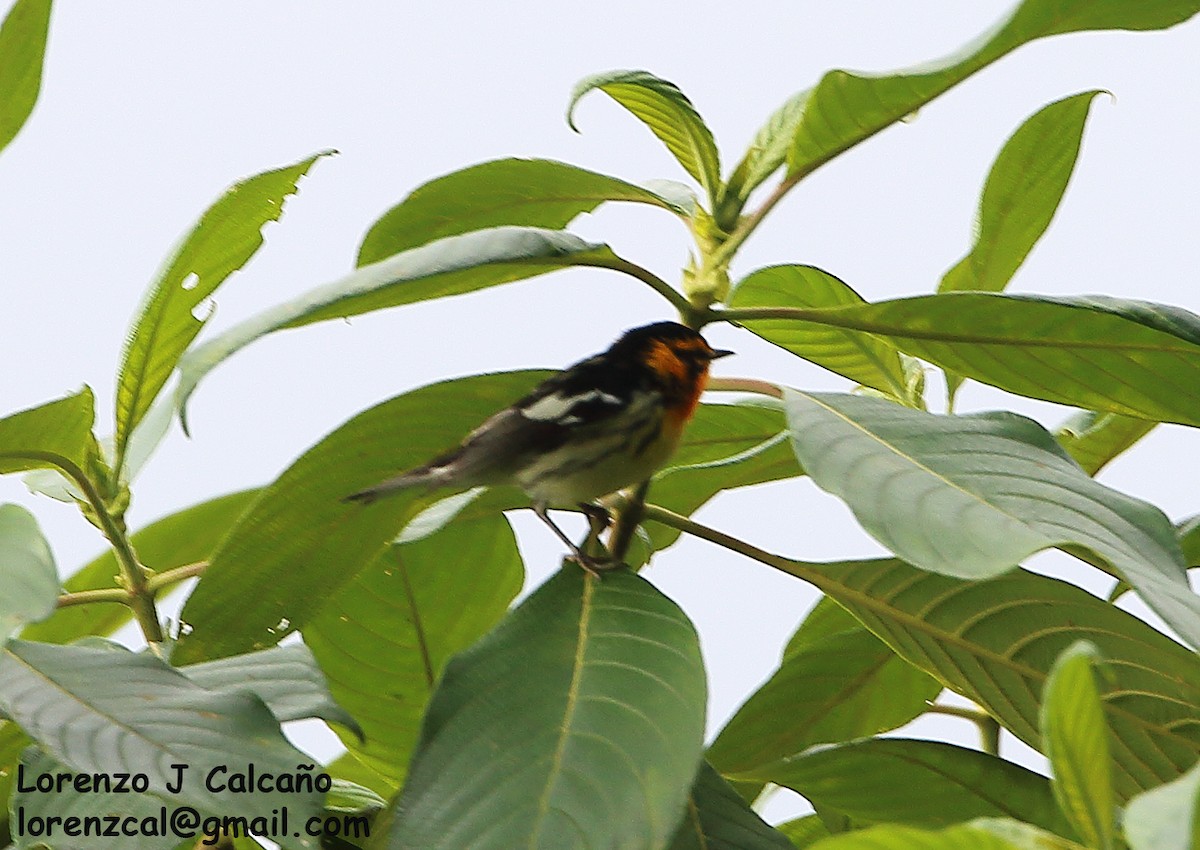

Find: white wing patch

[520,389,622,422]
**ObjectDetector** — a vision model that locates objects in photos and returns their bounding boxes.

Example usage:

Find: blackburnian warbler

[347,321,732,569]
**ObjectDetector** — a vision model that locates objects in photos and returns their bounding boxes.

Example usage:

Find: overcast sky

[2,1,1197,823]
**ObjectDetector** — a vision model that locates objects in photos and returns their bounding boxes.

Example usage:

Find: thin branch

[641,503,799,575]
[709,174,801,269]
[609,480,649,563]
[144,560,208,593]
[925,703,1002,756]
[705,376,784,399]
[577,255,698,321]
[57,587,132,608]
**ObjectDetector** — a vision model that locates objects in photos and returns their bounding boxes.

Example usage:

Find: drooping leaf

[722,90,810,214]
[783,390,1200,648]
[176,228,625,428]
[0,505,57,641]
[0,640,322,840]
[305,513,523,791]
[181,643,361,738]
[806,818,1090,850]
[940,91,1103,294]
[22,489,259,645]
[1124,758,1200,850]
[115,152,330,458]
[737,293,1200,426]
[172,371,547,664]
[568,69,722,205]
[728,266,907,397]
[667,761,794,850]
[775,557,1200,800]
[1055,411,1155,476]
[357,158,686,265]
[1040,642,1115,850]
[0,0,51,154]
[384,568,706,850]
[0,389,95,481]
[708,598,939,774]
[747,739,1069,835]
[784,0,1200,180]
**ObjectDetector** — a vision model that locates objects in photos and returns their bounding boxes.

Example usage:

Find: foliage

[2,1,1199,849]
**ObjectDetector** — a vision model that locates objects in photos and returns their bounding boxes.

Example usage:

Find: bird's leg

[533,502,617,577]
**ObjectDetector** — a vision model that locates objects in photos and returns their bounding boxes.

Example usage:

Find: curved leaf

[1040,642,1115,850]
[780,558,1200,800]
[709,599,939,774]
[0,505,57,641]
[667,761,794,850]
[0,389,95,480]
[1124,758,1200,850]
[729,266,907,397]
[0,0,51,154]
[385,568,706,850]
[305,513,523,791]
[172,371,547,664]
[568,69,721,204]
[940,91,1103,294]
[1055,411,1155,476]
[176,228,616,428]
[357,157,685,266]
[785,0,1200,179]
[784,390,1200,647]
[751,739,1068,834]
[116,152,330,457]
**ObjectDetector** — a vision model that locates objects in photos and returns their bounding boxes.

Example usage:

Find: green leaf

[784,0,1200,180]
[808,818,1090,850]
[0,0,51,154]
[728,266,907,397]
[21,489,258,644]
[1178,515,1200,568]
[1040,641,1115,850]
[568,69,722,205]
[1054,411,1155,477]
[667,761,794,850]
[304,513,523,790]
[940,91,1103,294]
[384,568,706,849]
[776,815,833,849]
[0,640,323,839]
[357,157,686,266]
[746,293,1200,426]
[1124,758,1200,850]
[172,371,547,664]
[748,739,1069,834]
[708,598,939,774]
[116,151,330,455]
[175,228,620,428]
[723,90,810,210]
[780,558,1200,800]
[0,505,57,642]
[0,389,95,480]
[783,390,1200,648]
[181,643,361,738]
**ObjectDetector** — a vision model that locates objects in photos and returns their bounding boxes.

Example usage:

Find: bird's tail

[344,459,457,505]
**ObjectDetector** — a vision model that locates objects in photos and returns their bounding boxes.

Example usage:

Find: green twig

[144,561,208,593]
[609,480,650,563]
[56,587,132,608]
[709,175,800,270]
[577,255,698,321]
[925,702,1002,755]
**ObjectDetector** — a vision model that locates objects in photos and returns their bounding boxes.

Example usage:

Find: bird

[346,321,732,571]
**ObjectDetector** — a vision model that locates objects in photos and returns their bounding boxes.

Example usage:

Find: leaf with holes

[306,513,523,792]
[358,157,686,265]
[115,152,329,459]
[784,390,1200,648]
[568,70,722,205]
[0,0,51,154]
[384,568,706,849]
[0,506,57,642]
[666,761,793,850]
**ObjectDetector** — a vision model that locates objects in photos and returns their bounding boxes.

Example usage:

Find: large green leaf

[783,390,1200,648]
[1124,758,1200,850]
[0,389,95,480]
[176,228,622,428]
[0,505,57,641]
[807,818,1090,850]
[1040,642,1115,850]
[172,371,546,664]
[357,157,686,266]
[784,0,1200,180]
[384,568,706,849]
[748,739,1069,835]
[116,152,329,459]
[21,489,259,644]
[708,598,939,774]
[0,640,322,840]
[729,293,1200,426]
[568,70,722,205]
[940,91,1102,294]
[775,558,1200,800]
[666,761,794,850]
[305,513,523,791]
[1055,411,1155,476]
[0,0,51,154]
[728,266,907,397]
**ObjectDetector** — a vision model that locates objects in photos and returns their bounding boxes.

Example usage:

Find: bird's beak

[709,349,734,360]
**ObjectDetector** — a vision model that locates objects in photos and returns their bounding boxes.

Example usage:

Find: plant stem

[609,480,649,563]
[709,175,800,270]
[641,503,798,574]
[925,703,1003,755]
[57,587,132,608]
[144,561,208,593]
[705,376,784,399]
[579,255,698,321]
